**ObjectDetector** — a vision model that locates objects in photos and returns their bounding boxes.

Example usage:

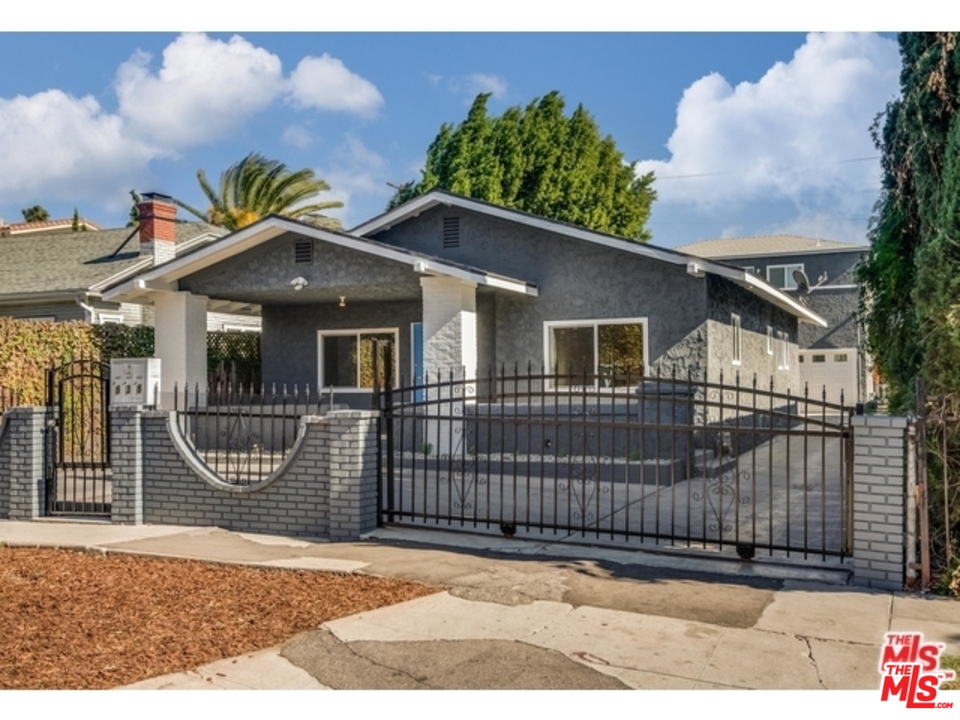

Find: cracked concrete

[800,635,827,689]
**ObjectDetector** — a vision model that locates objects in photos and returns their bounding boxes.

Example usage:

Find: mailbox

[110,358,161,406]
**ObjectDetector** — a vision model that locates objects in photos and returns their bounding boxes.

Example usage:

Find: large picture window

[544,318,647,388]
[318,329,398,390]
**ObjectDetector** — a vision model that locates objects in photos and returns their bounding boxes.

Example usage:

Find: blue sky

[0,27,905,247]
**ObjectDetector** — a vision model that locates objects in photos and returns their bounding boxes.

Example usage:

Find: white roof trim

[103,216,537,304]
[352,192,827,326]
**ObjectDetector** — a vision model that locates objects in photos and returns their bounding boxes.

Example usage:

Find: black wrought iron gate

[378,365,855,562]
[44,359,112,516]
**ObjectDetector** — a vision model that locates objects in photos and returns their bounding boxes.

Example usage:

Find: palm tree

[175,153,344,231]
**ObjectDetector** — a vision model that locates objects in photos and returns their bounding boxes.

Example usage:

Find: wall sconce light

[290,276,308,291]
[339,296,346,308]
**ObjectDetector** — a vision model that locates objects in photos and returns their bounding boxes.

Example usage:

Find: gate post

[5,408,47,520]
[109,406,144,525]
[850,414,909,590]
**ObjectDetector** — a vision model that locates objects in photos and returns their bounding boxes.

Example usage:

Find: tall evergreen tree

[858,33,960,410]
[389,91,656,242]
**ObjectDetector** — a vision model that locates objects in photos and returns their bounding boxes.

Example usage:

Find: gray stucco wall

[261,299,422,404]
[705,275,800,391]
[718,249,864,289]
[179,232,422,304]
[371,205,711,376]
[710,249,862,353]
[798,289,859,349]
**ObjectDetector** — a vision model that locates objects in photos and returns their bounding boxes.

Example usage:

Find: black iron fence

[44,359,111,516]
[378,365,855,561]
[173,382,336,485]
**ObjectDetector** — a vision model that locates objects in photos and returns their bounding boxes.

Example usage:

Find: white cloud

[282,124,316,149]
[637,33,899,217]
[465,73,508,98]
[0,33,386,215]
[0,89,159,204]
[115,33,284,149]
[317,135,393,227]
[443,73,509,101]
[287,54,384,117]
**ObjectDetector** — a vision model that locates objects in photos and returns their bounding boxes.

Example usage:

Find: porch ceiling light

[339,296,346,308]
[290,276,308,291]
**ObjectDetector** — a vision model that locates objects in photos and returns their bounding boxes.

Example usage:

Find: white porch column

[154,291,208,409]
[420,276,477,457]
[420,276,477,381]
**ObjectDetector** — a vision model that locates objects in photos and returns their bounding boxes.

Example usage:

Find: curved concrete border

[165,411,312,494]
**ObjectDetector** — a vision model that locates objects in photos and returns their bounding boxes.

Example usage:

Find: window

[97,313,124,325]
[318,329,398,390]
[834,353,848,362]
[731,314,742,365]
[766,325,774,355]
[544,318,647,388]
[777,331,790,370]
[767,263,805,290]
[812,354,826,363]
[799,354,805,363]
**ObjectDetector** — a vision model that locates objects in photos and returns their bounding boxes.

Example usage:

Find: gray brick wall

[109,408,381,540]
[0,413,11,519]
[110,407,144,525]
[2,407,47,520]
[326,411,379,540]
[851,414,908,590]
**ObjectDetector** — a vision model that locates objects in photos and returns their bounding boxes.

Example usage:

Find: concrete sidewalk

[2,519,958,690]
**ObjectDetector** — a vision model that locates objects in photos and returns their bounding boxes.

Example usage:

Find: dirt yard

[0,546,439,689]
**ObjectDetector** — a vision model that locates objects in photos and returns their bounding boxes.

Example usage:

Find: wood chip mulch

[0,546,440,690]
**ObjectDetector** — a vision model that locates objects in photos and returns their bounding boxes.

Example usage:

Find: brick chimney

[138,192,177,264]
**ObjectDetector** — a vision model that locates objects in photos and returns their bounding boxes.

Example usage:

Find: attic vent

[294,239,313,263]
[443,217,460,249]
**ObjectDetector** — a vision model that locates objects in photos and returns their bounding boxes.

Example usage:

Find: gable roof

[0,222,222,302]
[676,234,867,260]
[102,215,538,304]
[350,190,827,327]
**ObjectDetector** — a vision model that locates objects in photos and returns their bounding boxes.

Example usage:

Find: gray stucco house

[677,234,868,405]
[103,192,826,408]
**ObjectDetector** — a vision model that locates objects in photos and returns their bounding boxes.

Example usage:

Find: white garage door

[799,348,857,406]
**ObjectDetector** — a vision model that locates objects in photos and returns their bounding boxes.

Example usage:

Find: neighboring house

[103,191,826,409]
[0,216,103,237]
[0,196,260,332]
[676,234,869,405]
